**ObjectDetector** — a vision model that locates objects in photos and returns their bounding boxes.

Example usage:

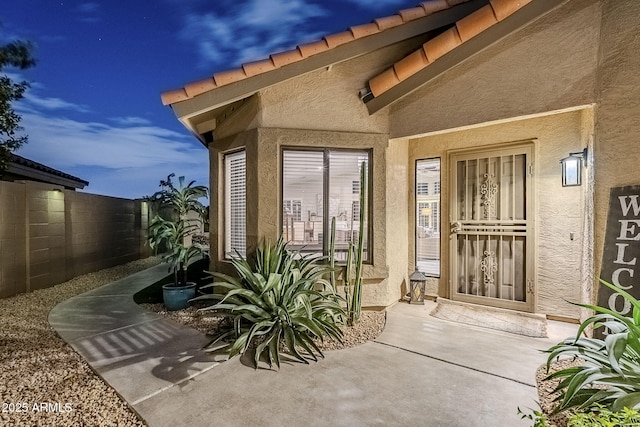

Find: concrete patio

[49,265,577,426]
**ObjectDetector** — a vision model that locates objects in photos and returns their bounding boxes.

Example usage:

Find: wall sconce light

[560,148,587,187]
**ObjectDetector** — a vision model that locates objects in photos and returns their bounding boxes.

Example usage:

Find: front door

[449,143,534,312]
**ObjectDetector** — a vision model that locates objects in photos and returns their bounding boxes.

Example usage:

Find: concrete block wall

[0,181,27,297]
[0,180,152,298]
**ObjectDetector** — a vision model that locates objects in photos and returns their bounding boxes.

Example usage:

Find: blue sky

[3,0,409,199]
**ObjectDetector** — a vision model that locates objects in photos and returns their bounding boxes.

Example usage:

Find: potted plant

[147,174,208,310]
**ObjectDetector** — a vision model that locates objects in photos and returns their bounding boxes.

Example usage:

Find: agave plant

[545,279,640,413]
[195,237,345,368]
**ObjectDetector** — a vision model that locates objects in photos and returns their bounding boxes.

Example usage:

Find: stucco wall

[389,0,601,140]
[593,0,640,291]
[407,110,590,319]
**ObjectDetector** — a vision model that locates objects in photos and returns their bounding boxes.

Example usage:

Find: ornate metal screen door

[449,143,534,312]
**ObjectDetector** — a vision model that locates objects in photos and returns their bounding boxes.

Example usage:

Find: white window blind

[225,150,246,258]
[282,149,370,262]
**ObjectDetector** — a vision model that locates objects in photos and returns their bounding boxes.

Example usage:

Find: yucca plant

[545,279,640,414]
[146,173,208,287]
[195,237,345,368]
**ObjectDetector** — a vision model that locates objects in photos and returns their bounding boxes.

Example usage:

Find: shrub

[196,238,345,368]
[568,405,640,426]
[545,279,640,413]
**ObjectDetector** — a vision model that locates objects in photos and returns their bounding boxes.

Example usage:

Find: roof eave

[365,0,571,114]
[169,0,490,137]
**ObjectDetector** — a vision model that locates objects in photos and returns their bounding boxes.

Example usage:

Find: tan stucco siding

[389,0,601,140]
[258,40,431,134]
[386,139,410,304]
[593,0,640,293]
[407,110,591,319]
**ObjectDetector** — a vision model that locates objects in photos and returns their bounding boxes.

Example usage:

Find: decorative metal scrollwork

[480,250,497,290]
[480,173,498,219]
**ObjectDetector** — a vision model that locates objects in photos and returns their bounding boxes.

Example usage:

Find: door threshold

[431,298,548,338]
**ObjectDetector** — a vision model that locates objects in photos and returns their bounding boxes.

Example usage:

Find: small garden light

[409,270,427,305]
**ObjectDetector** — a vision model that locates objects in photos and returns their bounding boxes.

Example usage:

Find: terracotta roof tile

[270,48,304,67]
[394,48,430,81]
[423,26,462,62]
[324,31,355,48]
[490,0,532,21]
[350,22,381,39]
[420,0,451,15]
[398,6,428,22]
[184,77,217,98]
[161,88,189,106]
[374,15,404,31]
[298,39,330,58]
[213,68,248,87]
[242,58,277,77]
[368,0,536,98]
[369,68,400,97]
[161,0,476,105]
[456,4,498,42]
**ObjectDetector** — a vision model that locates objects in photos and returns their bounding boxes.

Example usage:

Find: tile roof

[161,0,474,106]
[368,0,532,97]
[7,153,89,189]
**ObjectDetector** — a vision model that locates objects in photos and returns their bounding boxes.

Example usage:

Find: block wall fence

[0,180,153,298]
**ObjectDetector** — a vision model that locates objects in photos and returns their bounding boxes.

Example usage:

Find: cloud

[179,0,328,67]
[75,2,101,23]
[341,0,407,8]
[110,116,153,126]
[19,93,90,113]
[14,108,209,199]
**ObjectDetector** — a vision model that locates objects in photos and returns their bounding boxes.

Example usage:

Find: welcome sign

[597,185,640,330]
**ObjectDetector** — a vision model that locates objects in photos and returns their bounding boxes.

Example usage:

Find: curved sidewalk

[50,264,576,426]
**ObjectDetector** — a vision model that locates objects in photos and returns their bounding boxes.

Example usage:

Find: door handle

[450,221,461,234]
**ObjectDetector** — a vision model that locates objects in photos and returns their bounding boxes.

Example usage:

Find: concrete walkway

[49,266,577,426]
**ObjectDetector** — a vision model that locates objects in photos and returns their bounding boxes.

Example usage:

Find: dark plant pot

[162,282,196,311]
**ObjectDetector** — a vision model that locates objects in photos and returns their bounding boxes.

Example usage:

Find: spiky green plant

[329,161,367,326]
[195,238,345,368]
[545,279,640,413]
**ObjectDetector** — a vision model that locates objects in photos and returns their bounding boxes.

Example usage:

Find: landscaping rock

[0,257,160,427]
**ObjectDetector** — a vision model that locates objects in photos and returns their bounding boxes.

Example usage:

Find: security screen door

[449,143,534,312]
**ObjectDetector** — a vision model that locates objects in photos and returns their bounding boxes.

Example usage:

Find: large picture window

[224,150,246,258]
[282,148,370,262]
[416,158,441,277]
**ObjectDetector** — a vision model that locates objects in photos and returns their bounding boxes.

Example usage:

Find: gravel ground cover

[534,358,585,427]
[1,257,160,427]
[142,303,387,351]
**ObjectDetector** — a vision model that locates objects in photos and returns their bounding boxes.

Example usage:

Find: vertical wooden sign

[597,185,640,333]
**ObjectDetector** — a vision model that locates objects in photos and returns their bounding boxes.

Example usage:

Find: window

[416,158,441,277]
[417,182,429,195]
[282,149,370,262]
[224,150,246,258]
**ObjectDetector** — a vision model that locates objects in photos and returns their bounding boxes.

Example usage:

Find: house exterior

[4,153,88,190]
[161,0,640,328]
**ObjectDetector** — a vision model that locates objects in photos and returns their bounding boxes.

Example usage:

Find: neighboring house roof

[4,153,89,190]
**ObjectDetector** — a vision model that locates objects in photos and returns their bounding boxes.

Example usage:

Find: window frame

[223,149,247,260]
[280,146,373,263]
[415,157,441,277]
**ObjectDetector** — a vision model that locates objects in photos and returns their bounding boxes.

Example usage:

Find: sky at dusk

[3,0,410,200]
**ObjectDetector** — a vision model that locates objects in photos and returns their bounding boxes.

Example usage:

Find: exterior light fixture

[560,148,587,187]
[409,270,427,304]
